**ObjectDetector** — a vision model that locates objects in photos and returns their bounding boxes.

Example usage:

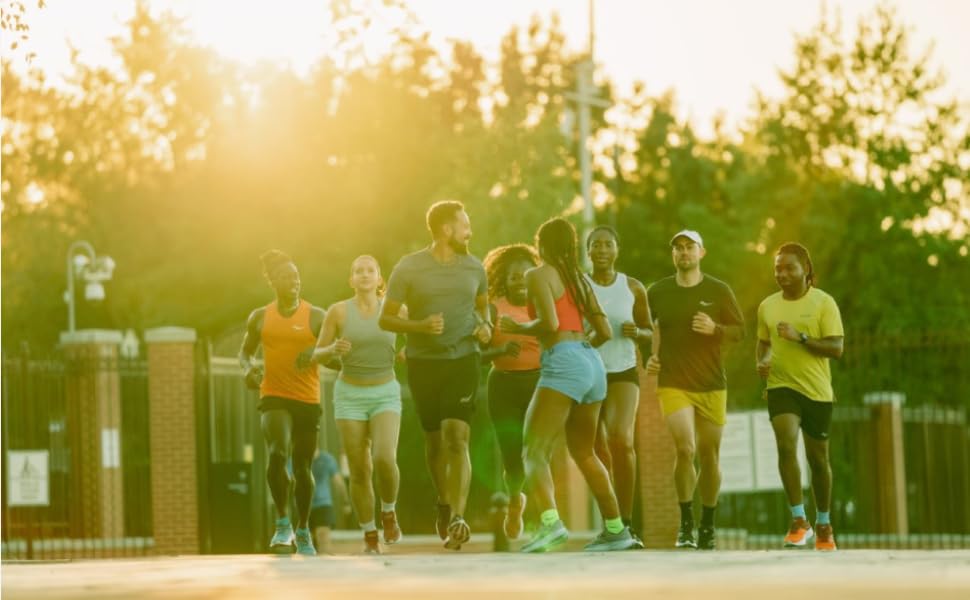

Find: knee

[442,431,469,455]
[807,450,829,473]
[267,447,288,467]
[675,441,695,463]
[607,430,635,457]
[697,444,719,467]
[373,451,397,472]
[776,442,799,463]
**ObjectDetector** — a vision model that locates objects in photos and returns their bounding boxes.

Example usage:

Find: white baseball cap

[670,229,704,248]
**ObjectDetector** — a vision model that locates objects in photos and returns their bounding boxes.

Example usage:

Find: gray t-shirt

[386,248,487,360]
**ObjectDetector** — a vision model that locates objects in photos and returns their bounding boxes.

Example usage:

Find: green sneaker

[295,527,316,556]
[270,517,294,551]
[520,519,568,553]
[584,527,639,552]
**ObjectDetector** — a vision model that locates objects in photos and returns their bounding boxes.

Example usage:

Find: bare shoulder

[626,275,648,296]
[247,307,267,329]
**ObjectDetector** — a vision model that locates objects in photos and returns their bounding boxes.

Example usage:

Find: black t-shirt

[647,275,744,392]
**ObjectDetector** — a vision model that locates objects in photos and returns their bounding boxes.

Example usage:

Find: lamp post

[64,241,115,333]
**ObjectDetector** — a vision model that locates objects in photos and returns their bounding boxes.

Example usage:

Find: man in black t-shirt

[646,230,744,550]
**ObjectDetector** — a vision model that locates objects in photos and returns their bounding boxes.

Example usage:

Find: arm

[756,339,772,379]
[472,291,493,345]
[331,472,351,514]
[583,282,612,347]
[777,323,844,359]
[622,277,653,344]
[480,303,516,362]
[307,302,350,366]
[239,308,264,388]
[378,297,441,335]
[694,284,744,341]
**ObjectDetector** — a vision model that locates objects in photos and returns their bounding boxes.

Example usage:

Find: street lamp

[64,240,115,332]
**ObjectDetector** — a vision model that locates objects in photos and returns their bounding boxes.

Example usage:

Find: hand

[499,315,522,334]
[503,340,521,358]
[757,358,771,379]
[645,354,661,376]
[777,322,801,343]
[474,321,493,345]
[295,348,316,370]
[244,365,263,389]
[331,338,352,358]
[621,321,640,339]
[422,313,445,335]
[395,348,406,364]
[691,312,717,336]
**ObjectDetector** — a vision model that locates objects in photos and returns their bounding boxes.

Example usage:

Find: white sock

[360,520,377,532]
[381,501,396,513]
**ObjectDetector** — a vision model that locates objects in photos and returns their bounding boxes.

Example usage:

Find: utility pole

[565,0,609,266]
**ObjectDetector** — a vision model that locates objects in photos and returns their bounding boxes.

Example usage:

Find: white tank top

[586,272,638,373]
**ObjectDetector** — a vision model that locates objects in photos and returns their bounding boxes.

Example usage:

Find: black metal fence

[1,346,152,559]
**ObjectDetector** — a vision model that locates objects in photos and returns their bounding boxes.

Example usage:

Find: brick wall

[146,327,199,555]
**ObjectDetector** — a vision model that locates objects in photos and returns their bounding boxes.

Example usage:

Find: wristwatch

[799,332,808,345]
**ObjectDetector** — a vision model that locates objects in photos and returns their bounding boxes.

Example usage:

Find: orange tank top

[528,288,584,333]
[490,297,541,371]
[260,300,320,404]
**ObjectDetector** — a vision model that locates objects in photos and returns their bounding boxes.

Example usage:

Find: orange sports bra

[528,288,584,333]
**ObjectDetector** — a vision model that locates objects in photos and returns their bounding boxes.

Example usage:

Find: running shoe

[381,510,402,545]
[294,527,316,556]
[783,517,814,548]
[270,516,295,551]
[520,519,568,553]
[675,522,697,549]
[444,515,470,550]
[814,523,837,551]
[697,525,716,550]
[629,529,646,550]
[435,503,451,540]
[504,492,527,540]
[363,530,383,554]
[584,527,640,552]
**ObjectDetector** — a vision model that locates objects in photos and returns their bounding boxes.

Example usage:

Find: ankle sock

[382,501,396,513]
[816,511,830,525]
[791,504,807,520]
[605,517,624,535]
[679,501,693,527]
[360,520,377,532]
[540,509,560,526]
[701,505,716,528]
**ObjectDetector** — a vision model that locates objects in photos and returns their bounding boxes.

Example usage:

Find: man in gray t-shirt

[380,200,490,551]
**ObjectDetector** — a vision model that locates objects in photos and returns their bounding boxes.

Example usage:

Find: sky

[5,0,970,136]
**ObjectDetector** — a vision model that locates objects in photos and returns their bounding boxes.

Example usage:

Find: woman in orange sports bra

[499,217,638,553]
[239,249,326,556]
[480,243,541,541]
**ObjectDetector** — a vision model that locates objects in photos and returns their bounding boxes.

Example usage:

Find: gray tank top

[341,298,397,381]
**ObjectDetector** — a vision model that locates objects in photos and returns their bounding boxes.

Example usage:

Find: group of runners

[239,200,844,555]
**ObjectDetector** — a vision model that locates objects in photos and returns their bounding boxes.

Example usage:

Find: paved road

[4,550,969,599]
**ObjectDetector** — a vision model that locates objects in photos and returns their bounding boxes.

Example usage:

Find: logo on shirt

[699,301,714,307]
[292,325,305,331]
[458,395,472,404]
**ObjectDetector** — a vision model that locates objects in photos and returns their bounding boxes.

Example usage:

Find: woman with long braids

[481,244,541,540]
[500,217,638,553]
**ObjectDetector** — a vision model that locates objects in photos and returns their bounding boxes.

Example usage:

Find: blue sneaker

[520,519,568,553]
[583,527,639,552]
[270,517,295,551]
[295,527,316,556]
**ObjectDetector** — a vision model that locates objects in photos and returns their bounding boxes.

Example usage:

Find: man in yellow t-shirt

[756,243,844,552]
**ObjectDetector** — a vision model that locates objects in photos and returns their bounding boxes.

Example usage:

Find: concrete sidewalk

[4,550,970,600]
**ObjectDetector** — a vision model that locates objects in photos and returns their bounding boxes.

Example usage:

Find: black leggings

[487,368,540,495]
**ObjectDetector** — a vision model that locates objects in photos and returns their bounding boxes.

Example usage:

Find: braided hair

[483,244,539,299]
[536,218,600,318]
[776,242,816,287]
[260,249,293,279]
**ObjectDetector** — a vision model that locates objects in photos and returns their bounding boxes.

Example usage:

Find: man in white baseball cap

[646,228,744,550]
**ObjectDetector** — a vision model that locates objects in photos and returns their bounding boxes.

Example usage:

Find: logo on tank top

[292,325,305,331]
[699,300,714,307]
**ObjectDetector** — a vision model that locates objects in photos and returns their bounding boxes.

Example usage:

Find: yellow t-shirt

[757,288,844,402]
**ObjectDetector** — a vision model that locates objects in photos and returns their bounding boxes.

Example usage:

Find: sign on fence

[720,411,810,493]
[6,450,50,507]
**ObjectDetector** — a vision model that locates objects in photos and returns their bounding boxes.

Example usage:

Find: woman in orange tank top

[480,244,541,541]
[239,249,325,556]
[499,218,638,553]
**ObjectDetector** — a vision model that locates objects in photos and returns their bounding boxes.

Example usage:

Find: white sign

[102,428,120,468]
[719,411,810,494]
[6,450,50,507]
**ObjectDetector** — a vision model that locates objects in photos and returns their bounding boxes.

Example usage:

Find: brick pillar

[636,368,679,548]
[864,392,909,535]
[60,329,125,540]
[146,327,199,555]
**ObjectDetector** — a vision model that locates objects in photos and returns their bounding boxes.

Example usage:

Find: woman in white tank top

[585,226,653,545]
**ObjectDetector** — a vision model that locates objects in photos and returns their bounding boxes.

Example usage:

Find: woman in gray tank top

[586,226,653,546]
[311,255,405,555]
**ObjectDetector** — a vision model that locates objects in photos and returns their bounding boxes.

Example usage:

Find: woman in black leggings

[481,244,541,540]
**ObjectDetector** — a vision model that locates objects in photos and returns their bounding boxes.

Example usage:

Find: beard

[448,237,469,255]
